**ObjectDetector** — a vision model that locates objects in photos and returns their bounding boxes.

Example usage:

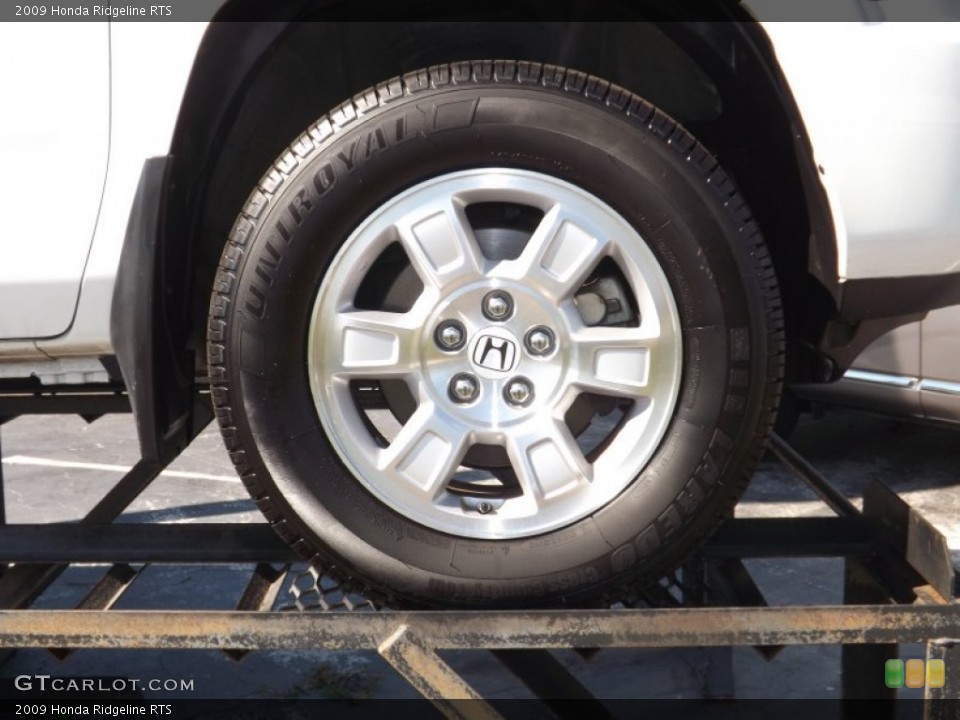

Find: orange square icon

[927,659,946,689]
[905,659,925,688]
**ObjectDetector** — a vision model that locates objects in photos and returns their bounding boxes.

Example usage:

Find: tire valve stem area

[461,496,504,515]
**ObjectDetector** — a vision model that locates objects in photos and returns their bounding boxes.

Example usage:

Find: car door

[0,22,109,339]
[919,305,960,423]
[825,320,925,419]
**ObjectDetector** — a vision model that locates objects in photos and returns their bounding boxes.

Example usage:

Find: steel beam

[841,559,897,716]
[0,606,958,651]
[769,433,860,517]
[925,638,960,712]
[0,517,882,565]
[48,564,140,660]
[0,524,294,564]
[0,388,130,417]
[378,624,501,720]
[224,563,290,662]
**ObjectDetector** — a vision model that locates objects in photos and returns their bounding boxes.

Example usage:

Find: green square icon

[886,659,905,688]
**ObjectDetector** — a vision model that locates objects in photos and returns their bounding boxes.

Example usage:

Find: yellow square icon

[927,659,946,689]
[905,659,925,688]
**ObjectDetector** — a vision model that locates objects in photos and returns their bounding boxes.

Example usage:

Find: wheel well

[163,5,838,385]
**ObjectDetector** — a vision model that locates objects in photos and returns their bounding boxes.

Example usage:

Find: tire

[208,61,784,608]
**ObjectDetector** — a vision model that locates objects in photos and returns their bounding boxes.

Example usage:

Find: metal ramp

[0,388,958,719]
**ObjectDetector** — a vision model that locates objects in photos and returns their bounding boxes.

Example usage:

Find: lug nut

[482,290,514,321]
[503,377,535,407]
[524,326,556,357]
[435,319,467,351]
[449,373,480,403]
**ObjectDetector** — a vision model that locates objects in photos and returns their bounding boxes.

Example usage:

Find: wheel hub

[421,282,568,429]
[308,169,682,539]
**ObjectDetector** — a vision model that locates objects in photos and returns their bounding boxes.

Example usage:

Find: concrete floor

[0,408,957,704]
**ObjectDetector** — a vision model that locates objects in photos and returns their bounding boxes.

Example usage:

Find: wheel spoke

[378,404,468,499]
[327,309,421,378]
[491,204,609,300]
[506,420,592,510]
[396,199,485,291]
[572,326,659,398]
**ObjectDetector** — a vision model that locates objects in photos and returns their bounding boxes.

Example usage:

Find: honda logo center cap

[471,330,520,376]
